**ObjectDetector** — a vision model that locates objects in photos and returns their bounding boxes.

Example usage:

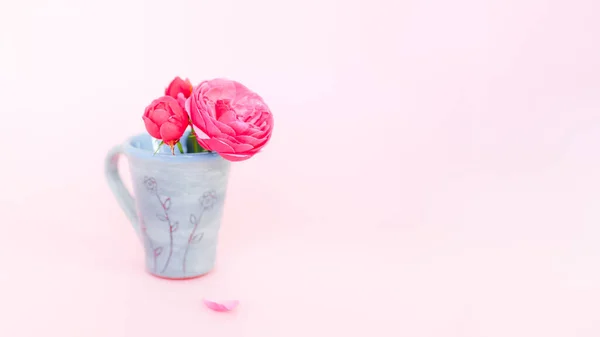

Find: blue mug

[105,133,231,279]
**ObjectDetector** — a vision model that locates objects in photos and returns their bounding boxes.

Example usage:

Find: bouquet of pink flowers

[142,77,274,160]
[106,76,274,281]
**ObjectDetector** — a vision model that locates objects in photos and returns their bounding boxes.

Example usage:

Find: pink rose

[165,77,193,107]
[186,79,274,161]
[143,96,188,151]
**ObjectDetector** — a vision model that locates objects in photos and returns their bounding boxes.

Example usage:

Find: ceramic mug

[105,133,231,279]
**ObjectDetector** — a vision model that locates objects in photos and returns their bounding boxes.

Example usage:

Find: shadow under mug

[105,133,231,279]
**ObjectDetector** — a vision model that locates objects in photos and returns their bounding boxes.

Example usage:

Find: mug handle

[105,145,140,236]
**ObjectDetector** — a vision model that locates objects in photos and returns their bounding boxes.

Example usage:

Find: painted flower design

[144,176,157,192]
[201,190,217,210]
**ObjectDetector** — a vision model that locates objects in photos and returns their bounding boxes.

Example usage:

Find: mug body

[124,134,230,279]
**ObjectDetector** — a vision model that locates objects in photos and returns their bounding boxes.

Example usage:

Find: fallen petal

[203,299,239,312]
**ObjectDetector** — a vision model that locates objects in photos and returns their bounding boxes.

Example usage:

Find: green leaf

[153,141,164,156]
[177,141,184,154]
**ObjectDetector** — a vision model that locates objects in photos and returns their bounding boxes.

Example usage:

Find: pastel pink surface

[1,0,600,336]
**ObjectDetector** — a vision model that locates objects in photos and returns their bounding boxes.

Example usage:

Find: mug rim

[123,133,222,162]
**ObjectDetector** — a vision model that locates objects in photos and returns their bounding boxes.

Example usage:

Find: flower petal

[235,135,263,146]
[185,96,191,115]
[203,79,237,101]
[229,121,250,135]
[203,299,239,312]
[255,111,272,127]
[149,108,170,125]
[197,138,211,151]
[237,132,271,154]
[224,138,254,153]
[204,116,236,137]
[191,126,211,150]
[143,116,161,139]
[189,97,207,132]
[160,121,186,143]
[215,120,236,136]
[170,103,187,122]
[165,77,193,98]
[176,93,187,109]
[218,109,237,124]
[220,153,253,161]
[234,85,252,100]
[192,125,209,140]
[248,126,271,139]
[204,138,236,153]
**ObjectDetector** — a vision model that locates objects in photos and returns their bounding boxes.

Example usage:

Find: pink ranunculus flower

[186,79,274,161]
[165,76,193,107]
[143,96,188,153]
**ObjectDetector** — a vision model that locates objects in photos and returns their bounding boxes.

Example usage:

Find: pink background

[1,0,600,335]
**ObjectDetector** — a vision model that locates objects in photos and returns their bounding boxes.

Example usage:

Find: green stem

[186,127,208,153]
[153,140,164,156]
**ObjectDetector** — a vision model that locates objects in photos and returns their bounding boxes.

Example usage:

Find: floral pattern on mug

[144,177,157,192]
[201,190,217,209]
